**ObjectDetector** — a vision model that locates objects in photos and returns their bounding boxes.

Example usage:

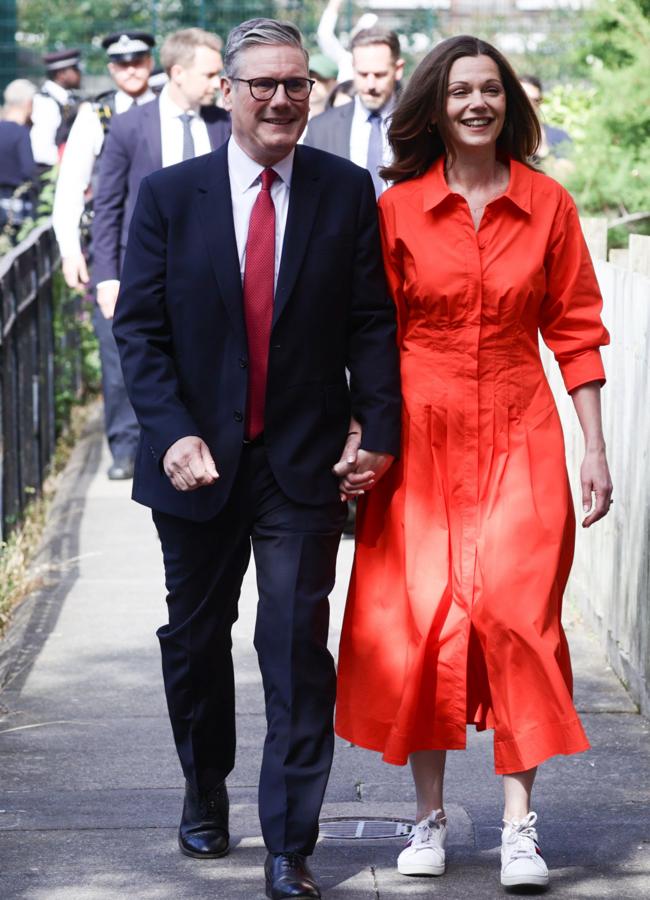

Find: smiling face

[221,44,310,166]
[442,55,506,154]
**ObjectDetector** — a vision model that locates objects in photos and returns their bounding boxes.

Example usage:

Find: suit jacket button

[233,410,243,422]
[239,357,248,368]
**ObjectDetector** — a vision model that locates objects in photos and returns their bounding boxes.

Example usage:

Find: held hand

[163,436,219,492]
[332,418,364,501]
[61,254,89,290]
[336,450,394,500]
[96,281,120,319]
[580,446,613,527]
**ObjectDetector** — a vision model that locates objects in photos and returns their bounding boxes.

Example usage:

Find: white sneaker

[500,811,549,888]
[397,809,447,876]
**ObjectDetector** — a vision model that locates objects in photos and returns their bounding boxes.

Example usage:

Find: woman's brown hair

[381,35,540,184]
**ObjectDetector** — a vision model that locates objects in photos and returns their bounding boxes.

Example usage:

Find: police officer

[31,48,82,168]
[52,32,155,480]
[53,32,155,290]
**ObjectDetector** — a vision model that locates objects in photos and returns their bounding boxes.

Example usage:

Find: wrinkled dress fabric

[335,158,610,775]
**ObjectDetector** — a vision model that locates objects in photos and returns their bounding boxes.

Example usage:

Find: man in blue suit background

[113,19,400,900]
[92,27,230,479]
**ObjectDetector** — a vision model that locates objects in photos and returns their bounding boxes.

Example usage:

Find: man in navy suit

[92,28,231,479]
[113,19,400,900]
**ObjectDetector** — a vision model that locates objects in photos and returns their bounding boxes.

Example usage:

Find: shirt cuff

[57,238,83,259]
[96,279,120,291]
[559,349,606,393]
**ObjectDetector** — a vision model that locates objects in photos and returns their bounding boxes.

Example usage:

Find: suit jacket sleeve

[347,171,401,456]
[92,115,131,284]
[112,176,201,462]
[18,126,36,183]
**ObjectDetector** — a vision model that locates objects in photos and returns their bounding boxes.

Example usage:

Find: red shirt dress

[335,157,609,775]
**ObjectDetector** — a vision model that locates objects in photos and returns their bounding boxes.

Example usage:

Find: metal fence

[0,221,82,541]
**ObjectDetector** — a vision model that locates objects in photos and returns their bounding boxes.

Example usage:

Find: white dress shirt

[227,136,293,291]
[52,88,155,258]
[349,95,395,194]
[30,79,70,166]
[159,84,212,169]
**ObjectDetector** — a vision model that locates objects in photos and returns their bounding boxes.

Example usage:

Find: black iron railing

[0,221,82,540]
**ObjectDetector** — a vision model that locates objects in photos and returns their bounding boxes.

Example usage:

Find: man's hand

[62,254,89,290]
[332,417,394,500]
[163,436,219,492]
[96,281,120,319]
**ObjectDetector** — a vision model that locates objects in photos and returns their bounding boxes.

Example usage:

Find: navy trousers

[152,442,346,855]
[93,306,139,463]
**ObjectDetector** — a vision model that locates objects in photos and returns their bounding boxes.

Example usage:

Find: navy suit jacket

[303,102,354,159]
[92,98,231,284]
[113,142,401,521]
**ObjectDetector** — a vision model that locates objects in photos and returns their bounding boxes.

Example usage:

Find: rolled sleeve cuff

[559,348,606,394]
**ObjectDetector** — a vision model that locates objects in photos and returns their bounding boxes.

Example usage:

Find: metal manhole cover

[320,817,412,840]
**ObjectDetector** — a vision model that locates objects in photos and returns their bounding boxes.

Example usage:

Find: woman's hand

[570,381,613,528]
[580,445,613,528]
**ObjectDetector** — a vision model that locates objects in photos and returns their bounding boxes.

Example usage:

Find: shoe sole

[398,862,445,876]
[265,884,320,900]
[177,835,229,860]
[501,873,549,888]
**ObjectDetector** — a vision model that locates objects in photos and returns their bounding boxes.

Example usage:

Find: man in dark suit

[92,28,231,479]
[113,18,400,900]
[304,27,403,198]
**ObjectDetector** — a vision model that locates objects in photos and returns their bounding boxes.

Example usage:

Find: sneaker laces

[502,811,541,859]
[410,810,446,847]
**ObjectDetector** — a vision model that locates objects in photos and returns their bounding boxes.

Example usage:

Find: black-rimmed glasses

[233,77,315,101]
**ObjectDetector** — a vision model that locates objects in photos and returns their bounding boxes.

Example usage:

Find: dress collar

[422,155,533,215]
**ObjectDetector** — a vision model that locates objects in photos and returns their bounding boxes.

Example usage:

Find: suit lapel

[143,100,162,170]
[273,146,322,327]
[196,144,246,338]
[337,103,354,159]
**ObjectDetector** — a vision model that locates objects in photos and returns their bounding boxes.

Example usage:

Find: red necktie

[243,167,277,440]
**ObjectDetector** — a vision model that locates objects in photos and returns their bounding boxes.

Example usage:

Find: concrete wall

[542,250,650,714]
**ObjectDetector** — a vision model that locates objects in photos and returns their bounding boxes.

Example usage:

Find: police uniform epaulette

[91,89,117,134]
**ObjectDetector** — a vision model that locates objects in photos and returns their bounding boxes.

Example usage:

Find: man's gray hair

[223,18,309,78]
[3,78,37,109]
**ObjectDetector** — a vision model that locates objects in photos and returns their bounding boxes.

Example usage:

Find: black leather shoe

[264,853,321,899]
[178,780,229,859]
[107,458,134,480]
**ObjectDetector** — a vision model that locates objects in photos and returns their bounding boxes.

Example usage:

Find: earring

[426,122,434,133]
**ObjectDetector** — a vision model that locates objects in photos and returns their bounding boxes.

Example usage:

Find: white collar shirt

[42,79,70,105]
[30,79,72,166]
[158,84,212,168]
[115,87,154,115]
[227,136,294,291]
[349,94,396,194]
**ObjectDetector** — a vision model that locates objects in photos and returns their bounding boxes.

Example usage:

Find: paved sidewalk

[0,409,648,899]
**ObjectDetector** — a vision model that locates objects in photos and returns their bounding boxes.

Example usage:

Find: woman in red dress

[335,36,613,890]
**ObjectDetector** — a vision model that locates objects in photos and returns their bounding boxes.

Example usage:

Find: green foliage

[541,83,597,143]
[52,270,100,433]
[16,0,275,73]
[551,0,650,220]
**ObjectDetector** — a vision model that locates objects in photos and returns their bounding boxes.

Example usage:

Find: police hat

[43,49,82,72]
[102,32,155,63]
